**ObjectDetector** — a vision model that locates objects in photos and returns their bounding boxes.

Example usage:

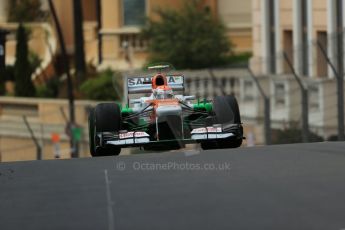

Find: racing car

[88,65,243,156]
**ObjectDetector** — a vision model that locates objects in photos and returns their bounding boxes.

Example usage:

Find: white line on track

[183,149,201,157]
[104,169,115,230]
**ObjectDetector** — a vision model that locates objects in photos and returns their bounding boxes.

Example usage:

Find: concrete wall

[0,97,95,162]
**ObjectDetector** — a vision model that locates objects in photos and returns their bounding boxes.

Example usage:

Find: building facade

[98,0,252,70]
[251,0,345,138]
[0,0,252,70]
[251,0,344,78]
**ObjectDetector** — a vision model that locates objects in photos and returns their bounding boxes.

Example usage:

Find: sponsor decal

[191,127,222,134]
[119,132,149,139]
[128,76,183,87]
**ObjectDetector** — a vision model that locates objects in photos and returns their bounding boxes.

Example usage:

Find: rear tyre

[201,95,243,150]
[92,103,121,156]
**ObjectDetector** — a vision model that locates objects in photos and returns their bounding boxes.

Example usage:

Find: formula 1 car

[88,65,243,156]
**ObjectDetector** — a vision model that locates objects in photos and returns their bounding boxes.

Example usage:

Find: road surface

[0,142,345,230]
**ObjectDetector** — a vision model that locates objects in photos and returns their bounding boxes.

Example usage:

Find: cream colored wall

[2,23,53,66]
[84,22,98,64]
[101,0,121,29]
[250,0,262,73]
[280,0,292,28]
[100,0,121,62]
[229,31,252,53]
[218,0,252,53]
[313,0,327,30]
[0,137,73,162]
[52,0,98,52]
[252,0,328,54]
[99,0,251,69]
[0,97,96,162]
[0,0,8,22]
[0,97,133,162]
[52,0,74,53]
[218,0,251,28]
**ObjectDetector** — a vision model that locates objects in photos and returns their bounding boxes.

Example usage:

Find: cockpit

[153,87,174,99]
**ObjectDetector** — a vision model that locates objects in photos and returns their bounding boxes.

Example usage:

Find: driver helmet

[153,86,174,99]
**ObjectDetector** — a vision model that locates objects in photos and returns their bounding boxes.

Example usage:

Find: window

[274,82,285,107]
[283,30,293,74]
[316,31,327,77]
[123,0,146,26]
[309,85,320,112]
[243,80,254,102]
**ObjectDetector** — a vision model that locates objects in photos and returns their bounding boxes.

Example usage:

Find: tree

[142,0,232,69]
[14,23,36,97]
[8,0,43,22]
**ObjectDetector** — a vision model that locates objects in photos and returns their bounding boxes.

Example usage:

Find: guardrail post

[283,52,309,143]
[316,40,345,141]
[248,67,271,145]
[23,116,42,160]
[48,0,78,157]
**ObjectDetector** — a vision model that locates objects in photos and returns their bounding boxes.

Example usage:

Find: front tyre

[92,103,122,157]
[201,95,243,150]
[88,108,96,156]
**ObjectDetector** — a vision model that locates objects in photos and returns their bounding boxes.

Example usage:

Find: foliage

[29,51,42,73]
[225,52,252,68]
[8,0,43,22]
[0,74,4,95]
[80,69,123,101]
[14,23,36,97]
[36,77,60,98]
[142,0,232,69]
[5,65,15,81]
[272,127,324,144]
[0,66,15,95]
[326,135,344,141]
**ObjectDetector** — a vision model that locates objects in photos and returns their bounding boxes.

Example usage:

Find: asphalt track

[1,142,345,230]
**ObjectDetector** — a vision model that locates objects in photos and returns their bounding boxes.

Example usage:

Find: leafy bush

[142,0,232,69]
[5,65,15,81]
[0,66,15,95]
[8,0,43,22]
[29,51,42,73]
[272,127,324,144]
[36,77,60,98]
[80,69,123,101]
[225,52,252,68]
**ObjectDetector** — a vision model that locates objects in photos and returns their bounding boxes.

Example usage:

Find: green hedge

[80,69,123,101]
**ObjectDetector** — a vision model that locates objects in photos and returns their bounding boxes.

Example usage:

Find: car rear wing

[127,75,184,94]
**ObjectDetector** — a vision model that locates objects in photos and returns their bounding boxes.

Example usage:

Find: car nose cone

[156,105,182,117]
